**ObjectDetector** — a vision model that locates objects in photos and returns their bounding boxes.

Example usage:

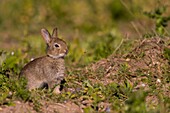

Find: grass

[0,0,170,113]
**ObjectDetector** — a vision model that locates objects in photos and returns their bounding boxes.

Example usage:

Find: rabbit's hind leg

[27,80,44,91]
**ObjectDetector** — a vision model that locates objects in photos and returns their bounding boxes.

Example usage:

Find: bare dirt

[0,100,83,113]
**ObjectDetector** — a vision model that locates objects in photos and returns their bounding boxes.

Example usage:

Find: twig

[120,0,135,17]
[131,22,142,38]
[164,28,170,36]
[113,37,124,54]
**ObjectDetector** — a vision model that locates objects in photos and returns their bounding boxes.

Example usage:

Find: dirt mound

[83,37,170,112]
[91,37,168,76]
[90,37,170,94]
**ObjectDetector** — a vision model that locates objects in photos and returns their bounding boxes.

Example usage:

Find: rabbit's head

[41,28,68,59]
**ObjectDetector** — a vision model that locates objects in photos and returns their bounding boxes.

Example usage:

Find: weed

[0,51,30,104]
[125,90,148,113]
[164,47,170,62]
[144,4,170,35]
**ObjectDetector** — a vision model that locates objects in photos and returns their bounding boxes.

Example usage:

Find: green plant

[125,90,148,113]
[144,5,170,35]
[0,51,30,104]
[164,47,170,62]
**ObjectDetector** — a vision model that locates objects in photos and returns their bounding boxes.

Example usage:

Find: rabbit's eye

[54,43,60,48]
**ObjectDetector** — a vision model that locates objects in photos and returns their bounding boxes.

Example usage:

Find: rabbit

[19,27,68,94]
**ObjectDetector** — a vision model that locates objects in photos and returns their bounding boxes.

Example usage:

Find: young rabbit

[20,28,68,93]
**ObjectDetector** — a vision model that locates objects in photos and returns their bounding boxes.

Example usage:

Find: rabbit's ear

[52,27,58,38]
[41,29,51,44]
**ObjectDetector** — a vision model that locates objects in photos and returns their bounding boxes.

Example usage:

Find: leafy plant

[125,90,148,113]
[0,50,30,104]
[164,47,170,61]
[144,5,170,35]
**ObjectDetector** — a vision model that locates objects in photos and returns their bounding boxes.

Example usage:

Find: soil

[0,101,83,113]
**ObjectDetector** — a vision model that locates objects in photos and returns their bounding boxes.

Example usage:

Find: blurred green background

[0,0,170,66]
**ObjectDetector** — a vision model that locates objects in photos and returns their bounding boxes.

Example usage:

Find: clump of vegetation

[0,51,30,104]
[67,29,122,66]
[144,4,170,35]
